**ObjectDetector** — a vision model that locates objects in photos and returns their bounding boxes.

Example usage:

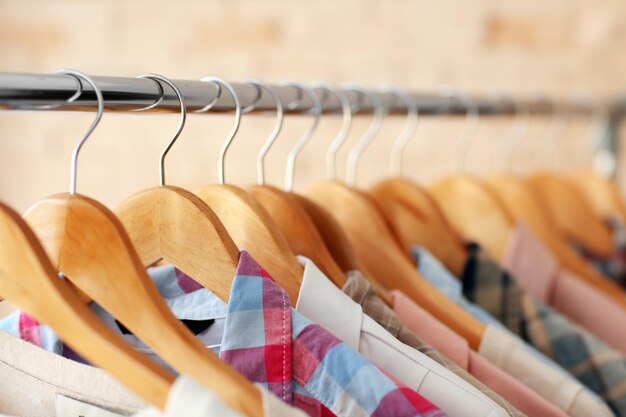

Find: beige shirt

[295,256,508,417]
[479,325,615,417]
[0,330,146,416]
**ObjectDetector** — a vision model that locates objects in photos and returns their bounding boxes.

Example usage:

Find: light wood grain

[26,192,263,417]
[528,173,613,259]
[305,180,486,350]
[571,171,626,222]
[485,174,626,309]
[195,183,303,303]
[371,178,468,277]
[249,185,347,289]
[0,201,174,409]
[429,175,516,262]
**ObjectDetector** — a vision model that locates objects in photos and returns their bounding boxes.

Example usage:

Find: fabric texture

[504,222,626,355]
[0,251,445,417]
[342,271,529,417]
[218,251,445,417]
[413,246,615,417]
[0,329,147,417]
[463,242,626,417]
[389,290,570,417]
[295,256,505,417]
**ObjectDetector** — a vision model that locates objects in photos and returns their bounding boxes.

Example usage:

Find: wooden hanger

[572,170,626,222]
[27,72,262,417]
[192,79,304,302]
[369,89,468,276]
[306,85,485,349]
[528,172,613,259]
[307,181,485,349]
[0,201,174,409]
[429,91,516,262]
[485,174,626,307]
[372,179,469,277]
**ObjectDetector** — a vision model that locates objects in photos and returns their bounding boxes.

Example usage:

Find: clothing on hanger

[462,243,626,417]
[388,289,568,417]
[342,271,533,417]
[1,251,447,417]
[293,256,506,417]
[504,222,626,354]
[412,247,615,417]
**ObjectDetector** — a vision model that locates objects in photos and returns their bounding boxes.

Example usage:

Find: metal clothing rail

[0,72,601,116]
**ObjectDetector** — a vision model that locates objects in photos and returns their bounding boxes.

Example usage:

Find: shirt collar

[294,255,362,351]
[411,246,464,304]
[502,223,559,303]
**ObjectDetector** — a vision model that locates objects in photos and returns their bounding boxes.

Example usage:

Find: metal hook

[444,87,480,173]
[385,86,419,177]
[310,82,353,180]
[345,84,385,187]
[496,94,530,172]
[548,102,570,171]
[198,77,242,185]
[56,69,104,195]
[137,73,186,187]
[238,79,284,185]
[280,81,322,192]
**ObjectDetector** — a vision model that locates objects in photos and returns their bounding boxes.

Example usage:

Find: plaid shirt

[575,217,626,287]
[341,271,526,417]
[0,251,445,417]
[462,243,626,417]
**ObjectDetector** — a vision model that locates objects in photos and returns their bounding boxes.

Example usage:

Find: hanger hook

[137,74,186,187]
[385,86,419,177]
[345,83,385,186]
[280,81,322,192]
[56,69,104,195]
[495,93,530,172]
[444,87,480,173]
[548,102,570,171]
[238,79,284,186]
[309,82,353,180]
[198,77,242,185]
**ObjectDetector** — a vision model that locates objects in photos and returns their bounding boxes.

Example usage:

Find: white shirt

[294,256,508,417]
[132,377,307,417]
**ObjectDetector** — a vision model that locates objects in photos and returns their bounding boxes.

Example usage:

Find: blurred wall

[1,0,626,212]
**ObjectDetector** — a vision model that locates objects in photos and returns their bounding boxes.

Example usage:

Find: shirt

[295,256,506,417]
[463,243,626,417]
[389,290,569,417]
[341,271,531,417]
[131,377,307,417]
[414,246,615,417]
[505,222,626,355]
[1,251,445,417]
[0,329,147,417]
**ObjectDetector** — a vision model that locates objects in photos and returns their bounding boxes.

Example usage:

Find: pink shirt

[504,223,626,355]
[391,290,569,417]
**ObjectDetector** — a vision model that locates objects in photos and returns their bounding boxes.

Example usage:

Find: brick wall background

[1,0,626,212]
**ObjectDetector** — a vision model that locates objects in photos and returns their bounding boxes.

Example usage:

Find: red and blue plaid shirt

[1,251,445,417]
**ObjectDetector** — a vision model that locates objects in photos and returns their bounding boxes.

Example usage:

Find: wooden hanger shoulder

[305,180,486,350]
[115,185,240,301]
[429,175,515,262]
[371,178,468,277]
[26,193,263,417]
[291,193,394,306]
[528,173,613,259]
[195,183,303,302]
[0,202,174,409]
[571,171,626,222]
[248,184,347,289]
